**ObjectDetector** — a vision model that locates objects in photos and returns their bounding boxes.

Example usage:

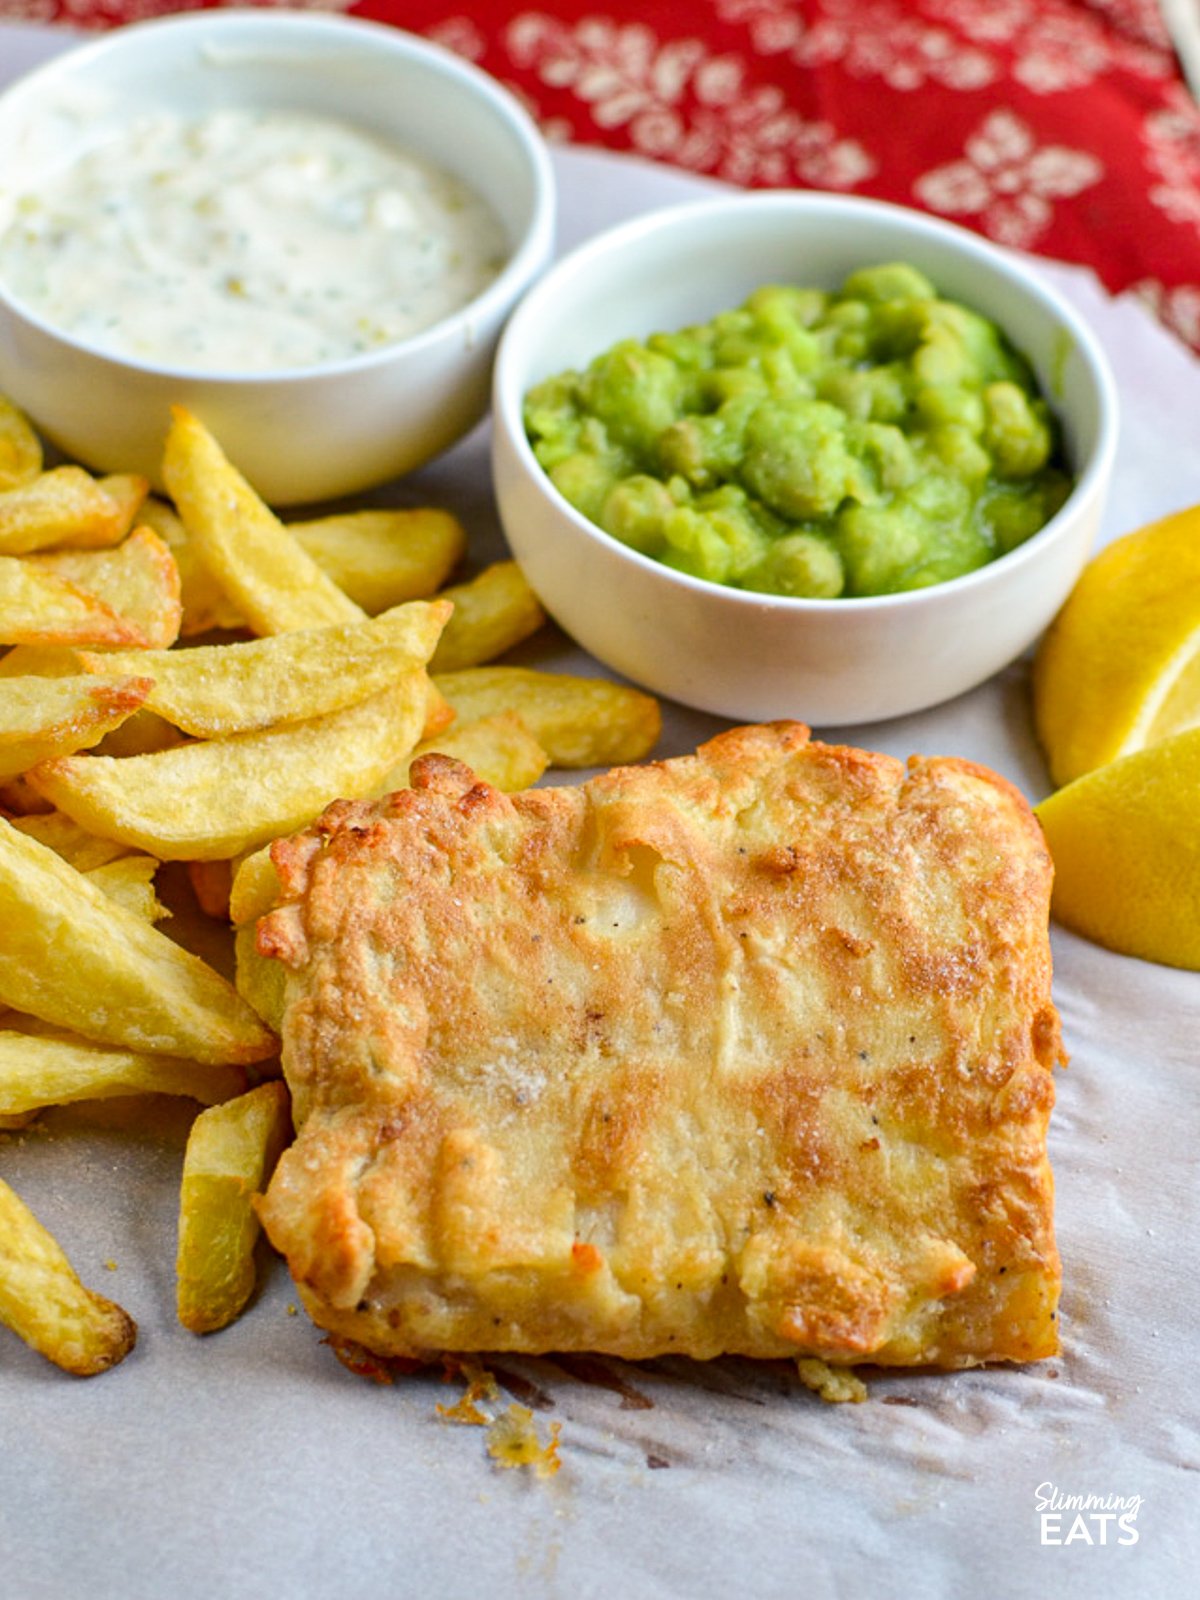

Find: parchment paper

[1,25,1198,1600]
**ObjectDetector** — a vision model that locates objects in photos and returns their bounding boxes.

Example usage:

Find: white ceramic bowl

[492,193,1118,726]
[0,10,555,505]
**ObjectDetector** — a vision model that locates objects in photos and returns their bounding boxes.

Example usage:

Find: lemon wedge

[1035,729,1200,971]
[1032,503,1200,788]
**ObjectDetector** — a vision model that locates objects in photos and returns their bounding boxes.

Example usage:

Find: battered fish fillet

[254,721,1063,1371]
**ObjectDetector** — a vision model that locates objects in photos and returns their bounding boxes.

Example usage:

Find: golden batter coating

[255,722,1063,1371]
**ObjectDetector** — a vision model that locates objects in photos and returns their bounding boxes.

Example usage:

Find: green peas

[657,393,757,489]
[840,263,936,304]
[660,493,771,585]
[838,502,928,595]
[742,532,845,598]
[740,400,858,520]
[548,451,623,526]
[600,474,675,555]
[983,382,1054,479]
[523,263,1073,598]
[578,341,684,457]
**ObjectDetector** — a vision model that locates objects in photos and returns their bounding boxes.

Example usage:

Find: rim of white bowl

[494,191,1120,613]
[0,9,556,384]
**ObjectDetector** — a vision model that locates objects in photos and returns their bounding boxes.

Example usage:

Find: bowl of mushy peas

[492,193,1117,726]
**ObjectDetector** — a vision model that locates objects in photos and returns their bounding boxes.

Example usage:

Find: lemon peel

[1032,503,1200,788]
[1035,729,1200,971]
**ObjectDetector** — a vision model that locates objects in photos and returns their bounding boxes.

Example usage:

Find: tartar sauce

[0,109,509,372]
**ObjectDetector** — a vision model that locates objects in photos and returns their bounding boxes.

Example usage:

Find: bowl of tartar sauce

[0,10,555,504]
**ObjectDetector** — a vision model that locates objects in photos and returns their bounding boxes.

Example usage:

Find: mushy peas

[523,264,1073,598]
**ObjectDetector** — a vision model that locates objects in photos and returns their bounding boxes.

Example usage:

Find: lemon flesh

[1035,728,1200,971]
[1033,503,1200,788]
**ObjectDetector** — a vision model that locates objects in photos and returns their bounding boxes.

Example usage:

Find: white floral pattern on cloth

[716,0,998,90]
[504,12,875,186]
[715,0,1170,92]
[926,0,1172,89]
[913,110,1104,248]
[1143,83,1200,233]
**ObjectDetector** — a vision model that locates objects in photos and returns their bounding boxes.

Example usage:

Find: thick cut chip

[84,854,170,923]
[404,711,549,793]
[0,674,152,780]
[162,406,363,634]
[255,723,1063,1375]
[0,467,147,556]
[33,526,182,649]
[152,499,467,637]
[234,923,287,1032]
[289,508,467,614]
[429,562,546,672]
[79,598,450,738]
[9,809,134,871]
[176,1079,292,1334]
[98,475,152,542]
[138,496,244,637]
[0,1177,137,1376]
[0,1028,244,1115]
[230,843,280,927]
[0,396,42,493]
[422,681,455,742]
[435,667,661,768]
[0,553,143,648]
[0,815,277,1064]
[30,671,433,860]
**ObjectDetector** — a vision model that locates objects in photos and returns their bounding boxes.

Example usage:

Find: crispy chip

[176,1080,292,1334]
[229,844,281,928]
[33,526,182,649]
[434,667,662,768]
[84,854,170,923]
[0,552,143,648]
[423,681,455,741]
[404,711,549,793]
[138,495,245,638]
[0,815,276,1064]
[429,562,546,672]
[79,598,450,738]
[9,809,134,871]
[162,407,363,634]
[0,466,147,556]
[0,396,42,494]
[0,673,152,780]
[154,496,467,635]
[0,1177,137,1376]
[0,1028,244,1116]
[234,923,287,1032]
[98,476,151,542]
[289,508,467,614]
[30,671,433,861]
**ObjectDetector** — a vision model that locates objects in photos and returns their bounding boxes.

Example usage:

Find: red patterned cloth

[5,0,1200,351]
